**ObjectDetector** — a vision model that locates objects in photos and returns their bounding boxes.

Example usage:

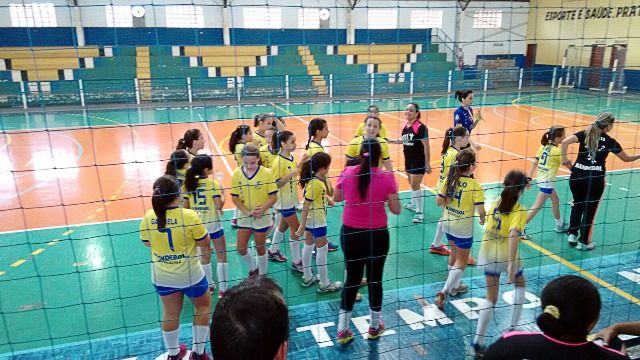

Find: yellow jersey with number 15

[182,178,223,232]
[139,207,208,288]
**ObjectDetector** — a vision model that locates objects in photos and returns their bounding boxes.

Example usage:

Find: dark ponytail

[497,170,530,213]
[444,149,475,201]
[185,155,213,193]
[357,138,382,200]
[455,89,473,102]
[229,125,251,154]
[299,152,331,189]
[536,275,601,342]
[541,126,565,146]
[441,127,468,155]
[306,118,327,150]
[272,130,294,154]
[176,129,202,151]
[151,175,180,229]
[165,150,189,177]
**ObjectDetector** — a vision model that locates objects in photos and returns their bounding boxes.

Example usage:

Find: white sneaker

[404,202,417,212]
[567,234,578,245]
[555,221,569,232]
[449,282,469,297]
[412,212,424,224]
[576,242,596,251]
[317,281,342,293]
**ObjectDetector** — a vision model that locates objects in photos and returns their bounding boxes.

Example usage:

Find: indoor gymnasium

[0,0,639,359]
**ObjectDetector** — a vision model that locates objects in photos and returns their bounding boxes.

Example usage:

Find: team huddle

[138,90,640,359]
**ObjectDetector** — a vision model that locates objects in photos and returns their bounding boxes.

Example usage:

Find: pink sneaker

[167,344,187,360]
[367,321,385,340]
[337,329,354,345]
[189,350,211,360]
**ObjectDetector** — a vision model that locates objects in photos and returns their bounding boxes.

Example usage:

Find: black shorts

[405,157,426,175]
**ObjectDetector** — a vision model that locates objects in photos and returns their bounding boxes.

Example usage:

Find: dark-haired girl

[434,149,485,309]
[561,112,640,250]
[453,89,482,151]
[165,149,190,186]
[176,129,205,157]
[345,116,393,171]
[139,175,212,360]
[229,125,254,227]
[355,105,388,139]
[182,155,229,298]
[522,126,568,239]
[333,138,400,345]
[484,275,628,360]
[471,170,530,357]
[296,152,341,293]
[401,102,431,224]
[306,118,329,157]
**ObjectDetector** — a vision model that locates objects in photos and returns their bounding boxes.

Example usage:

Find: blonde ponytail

[585,112,614,158]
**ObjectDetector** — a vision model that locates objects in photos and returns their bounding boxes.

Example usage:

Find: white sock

[447,264,452,271]
[269,229,285,253]
[442,268,463,294]
[370,310,382,329]
[162,328,181,356]
[511,287,525,328]
[338,309,351,332]
[290,238,301,263]
[192,325,209,355]
[233,208,238,220]
[316,244,329,285]
[555,217,564,226]
[474,301,495,346]
[217,263,228,292]
[413,190,424,213]
[432,220,444,247]
[302,244,314,279]
[202,263,213,286]
[257,254,268,275]
[241,252,255,271]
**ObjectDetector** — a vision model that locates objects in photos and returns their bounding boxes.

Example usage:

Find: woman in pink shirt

[332,138,400,345]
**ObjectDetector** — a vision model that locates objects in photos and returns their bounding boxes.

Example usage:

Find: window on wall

[165,5,204,28]
[105,5,133,27]
[298,8,320,29]
[243,7,282,29]
[10,3,57,27]
[410,9,443,29]
[368,8,397,29]
[473,10,502,29]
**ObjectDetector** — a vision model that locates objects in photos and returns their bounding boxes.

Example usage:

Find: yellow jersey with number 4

[438,176,485,239]
[140,207,208,288]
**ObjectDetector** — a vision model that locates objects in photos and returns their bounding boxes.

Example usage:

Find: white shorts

[236,211,273,232]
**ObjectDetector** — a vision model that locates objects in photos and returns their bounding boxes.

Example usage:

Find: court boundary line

[1,248,638,358]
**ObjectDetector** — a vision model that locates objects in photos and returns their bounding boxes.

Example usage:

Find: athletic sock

[337,309,352,332]
[257,254,268,275]
[202,263,213,286]
[442,268,463,294]
[413,190,424,213]
[370,310,382,329]
[555,217,564,227]
[217,263,228,292]
[316,244,329,285]
[511,286,525,328]
[432,220,444,247]
[192,325,209,355]
[289,237,301,263]
[241,252,255,272]
[269,229,285,253]
[302,244,314,279]
[474,301,495,346]
[162,328,181,356]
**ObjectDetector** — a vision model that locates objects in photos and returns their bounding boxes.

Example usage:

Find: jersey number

[196,188,206,205]
[452,190,463,207]
[493,208,502,232]
[540,151,549,166]
[159,228,175,251]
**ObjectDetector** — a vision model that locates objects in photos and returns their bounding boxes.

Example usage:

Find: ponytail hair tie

[362,152,369,158]
[543,305,560,319]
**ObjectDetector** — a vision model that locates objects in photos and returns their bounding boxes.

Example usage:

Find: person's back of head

[210,277,289,360]
[537,275,601,342]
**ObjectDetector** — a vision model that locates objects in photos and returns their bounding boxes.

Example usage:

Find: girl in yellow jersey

[259,126,279,169]
[253,113,285,148]
[354,105,389,139]
[522,126,568,239]
[434,149,485,309]
[345,116,393,171]
[470,170,531,358]
[430,127,470,256]
[165,149,190,187]
[305,118,329,157]
[268,131,308,268]
[139,175,212,360]
[231,144,278,277]
[296,152,342,293]
[182,155,229,299]
[229,125,253,228]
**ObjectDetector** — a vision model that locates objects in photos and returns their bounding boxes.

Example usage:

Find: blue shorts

[539,187,554,195]
[306,226,327,239]
[445,233,473,250]
[278,207,297,218]
[237,226,271,233]
[154,276,208,298]
[484,268,524,278]
[210,229,224,240]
